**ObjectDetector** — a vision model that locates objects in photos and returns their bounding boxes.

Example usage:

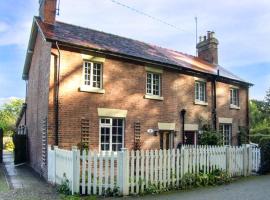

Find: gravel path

[0,151,60,200]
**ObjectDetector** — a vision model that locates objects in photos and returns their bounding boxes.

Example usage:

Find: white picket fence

[48,145,261,196]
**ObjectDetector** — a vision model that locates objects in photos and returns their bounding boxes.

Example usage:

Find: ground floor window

[219,124,232,145]
[100,118,124,151]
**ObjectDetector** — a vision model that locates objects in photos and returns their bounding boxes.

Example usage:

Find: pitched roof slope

[34,17,249,84]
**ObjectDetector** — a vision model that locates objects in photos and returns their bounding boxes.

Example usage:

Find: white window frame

[82,61,103,89]
[146,72,161,97]
[195,80,207,102]
[230,88,239,107]
[219,123,232,146]
[99,118,125,152]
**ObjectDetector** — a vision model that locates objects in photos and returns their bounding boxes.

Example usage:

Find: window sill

[79,85,105,94]
[230,104,240,110]
[144,94,164,101]
[194,100,208,106]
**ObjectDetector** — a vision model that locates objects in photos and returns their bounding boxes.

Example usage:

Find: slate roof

[33,16,250,85]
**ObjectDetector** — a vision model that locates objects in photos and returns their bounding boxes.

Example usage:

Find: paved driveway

[110,175,270,200]
[0,151,60,200]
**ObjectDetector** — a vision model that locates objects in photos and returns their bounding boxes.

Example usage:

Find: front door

[184,131,196,145]
[160,131,174,150]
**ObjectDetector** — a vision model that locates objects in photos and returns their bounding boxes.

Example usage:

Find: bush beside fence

[48,145,261,196]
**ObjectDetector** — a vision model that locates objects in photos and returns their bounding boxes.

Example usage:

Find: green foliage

[57,174,71,195]
[0,98,24,136]
[198,130,222,145]
[143,169,231,195]
[102,187,120,197]
[238,126,249,145]
[249,91,270,143]
[259,137,270,174]
[4,140,14,151]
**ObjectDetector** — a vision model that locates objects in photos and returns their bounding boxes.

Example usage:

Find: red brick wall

[25,32,51,177]
[47,47,248,151]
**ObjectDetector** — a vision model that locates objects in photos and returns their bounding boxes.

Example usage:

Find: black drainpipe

[55,42,61,146]
[212,70,218,131]
[180,109,186,144]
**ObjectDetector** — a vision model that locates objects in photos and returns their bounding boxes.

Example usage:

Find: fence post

[225,146,230,176]
[119,148,129,195]
[48,145,56,184]
[72,146,80,195]
[244,146,250,176]
[54,146,58,184]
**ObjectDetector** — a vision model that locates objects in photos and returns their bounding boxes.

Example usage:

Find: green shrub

[57,174,71,195]
[198,130,221,145]
[4,140,14,151]
[259,137,270,174]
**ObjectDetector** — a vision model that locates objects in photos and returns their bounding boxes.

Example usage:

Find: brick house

[17,0,251,178]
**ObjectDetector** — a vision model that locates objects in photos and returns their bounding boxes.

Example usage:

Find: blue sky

[0,0,269,104]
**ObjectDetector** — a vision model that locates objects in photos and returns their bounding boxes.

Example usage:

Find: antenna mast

[56,0,60,15]
[195,16,198,56]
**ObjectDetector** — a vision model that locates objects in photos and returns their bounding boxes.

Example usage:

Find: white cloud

[0,22,9,32]
[0,21,32,47]
[0,97,23,106]
[57,0,270,68]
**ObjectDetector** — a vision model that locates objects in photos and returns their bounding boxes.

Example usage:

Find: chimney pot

[196,31,219,64]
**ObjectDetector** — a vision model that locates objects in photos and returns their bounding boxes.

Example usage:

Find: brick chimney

[39,0,57,24]
[196,31,219,65]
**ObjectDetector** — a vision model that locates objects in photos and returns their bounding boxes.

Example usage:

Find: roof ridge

[54,19,197,58]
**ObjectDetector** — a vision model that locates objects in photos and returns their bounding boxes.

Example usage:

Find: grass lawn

[0,166,9,193]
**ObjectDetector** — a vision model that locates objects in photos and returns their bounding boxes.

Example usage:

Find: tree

[249,88,270,143]
[0,98,24,136]
[265,88,270,114]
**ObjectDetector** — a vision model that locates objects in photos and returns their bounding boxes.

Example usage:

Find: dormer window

[230,88,240,108]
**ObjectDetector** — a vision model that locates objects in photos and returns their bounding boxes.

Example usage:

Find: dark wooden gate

[13,126,28,165]
[0,128,3,163]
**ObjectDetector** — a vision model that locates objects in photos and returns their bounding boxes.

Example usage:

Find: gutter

[48,40,253,87]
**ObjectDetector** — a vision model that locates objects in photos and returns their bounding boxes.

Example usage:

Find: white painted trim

[184,124,199,131]
[218,117,233,124]
[79,86,105,94]
[230,104,240,110]
[99,118,125,152]
[158,123,175,131]
[194,100,208,106]
[98,108,127,118]
[144,94,164,101]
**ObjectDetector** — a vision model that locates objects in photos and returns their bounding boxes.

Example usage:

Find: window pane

[147,73,152,94]
[84,62,91,85]
[92,63,102,88]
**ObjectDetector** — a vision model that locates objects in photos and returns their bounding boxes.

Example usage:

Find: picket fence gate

[47,145,261,196]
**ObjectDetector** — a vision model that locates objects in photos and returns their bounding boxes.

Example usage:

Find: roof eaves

[22,17,47,80]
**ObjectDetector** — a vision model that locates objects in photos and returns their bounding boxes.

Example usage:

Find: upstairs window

[146,72,161,96]
[230,88,239,107]
[195,81,206,102]
[83,61,102,88]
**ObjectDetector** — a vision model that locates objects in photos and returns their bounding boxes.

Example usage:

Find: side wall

[47,47,249,151]
[25,32,51,177]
